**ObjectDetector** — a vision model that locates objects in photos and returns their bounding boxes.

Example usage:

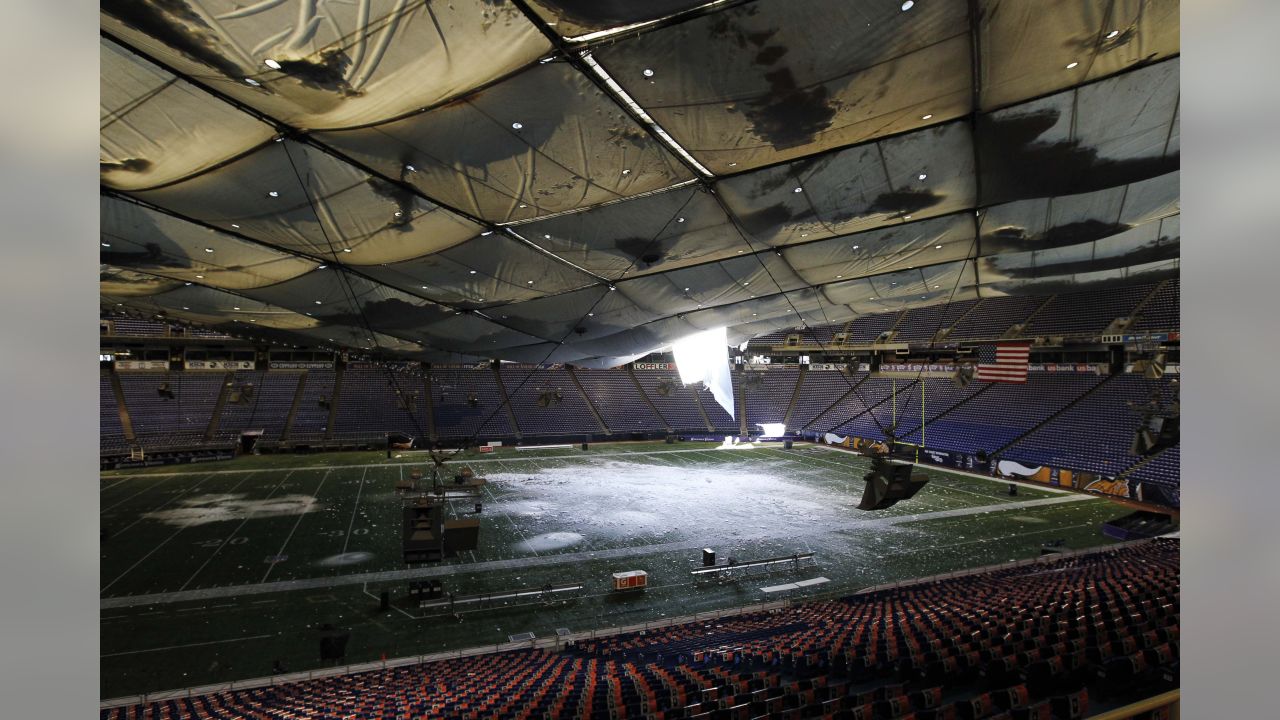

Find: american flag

[976,342,1031,383]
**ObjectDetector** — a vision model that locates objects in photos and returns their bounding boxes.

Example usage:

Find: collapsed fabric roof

[101,0,1179,367]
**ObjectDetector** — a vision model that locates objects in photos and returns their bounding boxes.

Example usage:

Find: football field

[100,442,1130,699]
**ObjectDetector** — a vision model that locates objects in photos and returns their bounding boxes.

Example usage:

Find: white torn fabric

[671,326,735,419]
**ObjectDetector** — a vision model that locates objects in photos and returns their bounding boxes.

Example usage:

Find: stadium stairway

[781,366,807,430]
[626,366,672,433]
[323,363,343,441]
[800,373,871,434]
[108,368,135,443]
[992,374,1118,457]
[690,386,715,432]
[896,381,997,446]
[492,365,523,440]
[202,371,234,442]
[1007,295,1056,340]
[567,366,611,436]
[421,374,438,442]
[280,372,307,442]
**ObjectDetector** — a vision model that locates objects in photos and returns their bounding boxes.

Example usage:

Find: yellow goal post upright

[887,377,927,463]
[128,444,145,462]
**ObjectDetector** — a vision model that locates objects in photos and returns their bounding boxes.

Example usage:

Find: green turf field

[100,442,1133,699]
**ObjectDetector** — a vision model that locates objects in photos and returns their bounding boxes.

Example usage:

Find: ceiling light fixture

[315,300,322,304]
[642,68,654,77]
[267,190,279,197]
[195,274,204,279]
[921,113,933,120]
[793,187,803,193]
[1106,30,1120,39]
[851,245,859,250]
[621,169,631,175]
[935,244,943,249]
[405,164,416,172]
[677,217,685,223]
[1066,61,1079,69]
[901,1,914,10]
[244,78,261,86]
[204,247,214,253]
[469,270,477,274]
[264,58,281,69]
[342,248,352,253]
[511,122,523,130]
[230,223,240,229]
[182,306,189,310]
[101,242,110,247]
[918,173,927,180]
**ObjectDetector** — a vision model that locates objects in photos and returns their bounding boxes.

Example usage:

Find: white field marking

[106,472,224,538]
[767,449,953,514]
[340,467,369,555]
[101,493,1092,610]
[489,460,539,557]
[101,634,275,658]
[764,448,983,503]
[177,471,295,592]
[805,443,1077,495]
[101,473,215,515]
[259,469,331,583]
[362,582,416,619]
[101,472,256,594]
[771,448,1005,505]
[100,477,132,494]
[98,447,756,479]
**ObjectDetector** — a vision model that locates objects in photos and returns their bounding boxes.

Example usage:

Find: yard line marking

[101,634,275,658]
[340,467,369,555]
[102,494,1092,610]
[101,472,256,595]
[100,477,132,494]
[105,472,222,538]
[805,443,1077,494]
[363,582,416,620]
[101,477,185,515]
[177,471,294,592]
[490,460,538,557]
[260,469,331,583]
[756,449,948,514]
[98,447,760,478]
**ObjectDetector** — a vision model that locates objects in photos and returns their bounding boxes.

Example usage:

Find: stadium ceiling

[100,0,1179,367]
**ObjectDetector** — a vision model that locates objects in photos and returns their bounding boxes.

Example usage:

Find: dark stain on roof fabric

[982,220,1133,254]
[275,50,359,97]
[104,0,246,81]
[977,110,1180,205]
[322,298,452,331]
[986,236,1179,280]
[529,0,706,32]
[865,190,945,219]
[101,158,154,177]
